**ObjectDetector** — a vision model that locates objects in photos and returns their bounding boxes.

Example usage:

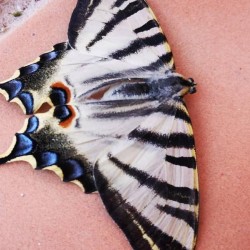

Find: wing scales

[0,0,175,114]
[0,0,198,249]
[0,43,70,114]
[68,0,174,70]
[94,101,198,250]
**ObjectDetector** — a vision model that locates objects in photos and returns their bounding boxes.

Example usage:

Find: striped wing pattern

[68,0,174,69]
[0,0,198,249]
[94,101,198,250]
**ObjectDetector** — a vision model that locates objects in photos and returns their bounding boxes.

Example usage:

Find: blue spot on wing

[0,80,23,100]
[25,116,39,133]
[20,64,40,75]
[60,159,85,182]
[35,151,58,169]
[50,88,68,106]
[53,105,71,121]
[40,51,58,61]
[0,134,35,164]
[18,92,34,114]
[13,134,35,157]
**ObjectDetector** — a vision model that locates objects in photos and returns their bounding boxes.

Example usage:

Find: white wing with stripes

[68,0,174,69]
[94,100,198,250]
[0,0,198,249]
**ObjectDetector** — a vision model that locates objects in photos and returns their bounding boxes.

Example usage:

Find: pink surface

[0,0,249,249]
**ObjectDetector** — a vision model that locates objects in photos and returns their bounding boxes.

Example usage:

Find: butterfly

[0,0,199,249]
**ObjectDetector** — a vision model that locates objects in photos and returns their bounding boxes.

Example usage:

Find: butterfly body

[99,74,196,103]
[148,74,196,100]
[0,0,199,249]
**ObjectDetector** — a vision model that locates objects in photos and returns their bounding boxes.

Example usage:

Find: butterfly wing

[0,88,198,249]
[68,0,174,70]
[0,0,175,185]
[94,100,198,250]
[0,81,172,194]
[0,42,70,114]
[0,0,198,249]
[0,0,175,114]
[0,44,168,194]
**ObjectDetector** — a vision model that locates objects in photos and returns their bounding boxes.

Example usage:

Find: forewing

[94,100,199,250]
[68,0,174,70]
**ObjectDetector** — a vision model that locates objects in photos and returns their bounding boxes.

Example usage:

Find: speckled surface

[0,0,249,249]
[0,0,46,33]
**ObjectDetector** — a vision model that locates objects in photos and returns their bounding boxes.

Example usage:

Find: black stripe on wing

[165,155,196,169]
[82,54,172,85]
[108,154,198,205]
[87,1,145,48]
[134,20,160,34]
[93,106,156,119]
[111,0,126,9]
[157,204,198,232]
[157,103,191,123]
[68,0,103,48]
[159,53,174,68]
[91,100,191,123]
[111,33,167,60]
[129,129,195,149]
[94,166,188,250]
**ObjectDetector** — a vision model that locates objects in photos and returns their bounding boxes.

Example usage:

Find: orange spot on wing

[52,82,72,103]
[59,105,77,128]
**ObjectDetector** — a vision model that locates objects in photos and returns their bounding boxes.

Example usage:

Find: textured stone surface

[0,0,46,34]
[0,0,249,249]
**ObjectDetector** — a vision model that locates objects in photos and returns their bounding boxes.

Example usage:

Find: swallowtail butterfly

[0,0,199,249]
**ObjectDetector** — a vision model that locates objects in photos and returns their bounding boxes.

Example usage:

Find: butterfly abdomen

[149,75,196,100]
[100,74,196,102]
[102,80,151,100]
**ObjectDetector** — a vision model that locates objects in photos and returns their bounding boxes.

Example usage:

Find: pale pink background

[0,0,249,249]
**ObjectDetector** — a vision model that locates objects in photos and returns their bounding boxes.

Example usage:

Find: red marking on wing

[59,105,77,128]
[52,82,72,103]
